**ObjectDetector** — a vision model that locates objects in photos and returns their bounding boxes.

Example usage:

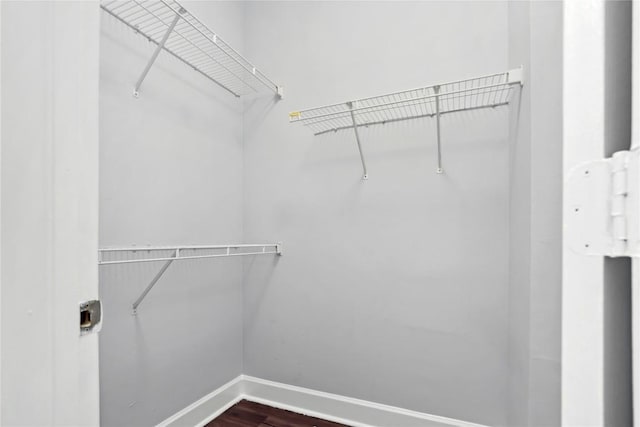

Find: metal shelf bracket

[566,149,640,257]
[131,249,178,314]
[347,101,369,180]
[132,8,184,98]
[434,85,443,174]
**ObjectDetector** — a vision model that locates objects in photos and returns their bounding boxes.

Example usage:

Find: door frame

[0,2,101,425]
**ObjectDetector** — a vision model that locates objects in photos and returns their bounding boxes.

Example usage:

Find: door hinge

[566,149,640,257]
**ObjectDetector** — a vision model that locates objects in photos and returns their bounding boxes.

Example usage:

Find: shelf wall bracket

[131,249,178,314]
[132,9,184,98]
[434,85,444,174]
[347,102,369,180]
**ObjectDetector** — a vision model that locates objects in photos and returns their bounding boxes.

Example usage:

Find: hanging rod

[99,243,282,314]
[100,0,284,99]
[289,67,523,178]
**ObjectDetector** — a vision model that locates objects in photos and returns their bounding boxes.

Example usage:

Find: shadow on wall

[294,109,510,179]
[243,95,282,142]
[243,254,282,333]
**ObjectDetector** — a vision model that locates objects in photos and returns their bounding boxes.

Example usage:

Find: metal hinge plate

[566,149,640,257]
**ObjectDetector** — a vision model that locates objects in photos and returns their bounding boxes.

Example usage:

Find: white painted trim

[562,0,606,426]
[0,2,100,424]
[159,375,488,427]
[157,376,244,427]
[241,376,487,427]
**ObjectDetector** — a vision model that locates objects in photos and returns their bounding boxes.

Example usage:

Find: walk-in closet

[0,1,637,427]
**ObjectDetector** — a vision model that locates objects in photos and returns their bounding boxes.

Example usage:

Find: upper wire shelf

[289,68,523,178]
[101,0,284,98]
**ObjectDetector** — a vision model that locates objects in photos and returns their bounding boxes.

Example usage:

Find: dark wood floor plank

[208,416,254,427]
[261,409,347,427]
[206,399,350,427]
[227,406,269,424]
[263,414,345,427]
[240,400,345,426]
[207,403,267,427]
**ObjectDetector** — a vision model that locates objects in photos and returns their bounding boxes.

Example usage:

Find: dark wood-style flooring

[206,399,351,427]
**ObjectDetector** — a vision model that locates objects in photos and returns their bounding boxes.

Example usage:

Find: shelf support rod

[132,249,178,314]
[133,10,183,98]
[348,102,369,180]
[434,85,444,174]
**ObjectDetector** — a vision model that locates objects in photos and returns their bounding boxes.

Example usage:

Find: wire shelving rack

[289,68,523,178]
[101,0,284,98]
[99,243,282,313]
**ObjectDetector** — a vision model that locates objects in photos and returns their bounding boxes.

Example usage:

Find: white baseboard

[157,376,244,427]
[158,375,489,427]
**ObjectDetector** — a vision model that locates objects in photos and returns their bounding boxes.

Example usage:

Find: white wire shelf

[289,68,523,178]
[101,0,284,98]
[99,243,282,313]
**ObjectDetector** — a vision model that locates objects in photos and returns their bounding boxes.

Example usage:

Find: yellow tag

[289,111,301,119]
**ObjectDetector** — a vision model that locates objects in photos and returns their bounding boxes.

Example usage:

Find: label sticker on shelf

[289,111,301,119]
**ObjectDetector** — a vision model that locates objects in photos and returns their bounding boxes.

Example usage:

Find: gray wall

[506,3,531,424]
[99,2,245,426]
[241,2,511,425]
[527,3,563,426]
[507,2,563,426]
[98,2,566,426]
